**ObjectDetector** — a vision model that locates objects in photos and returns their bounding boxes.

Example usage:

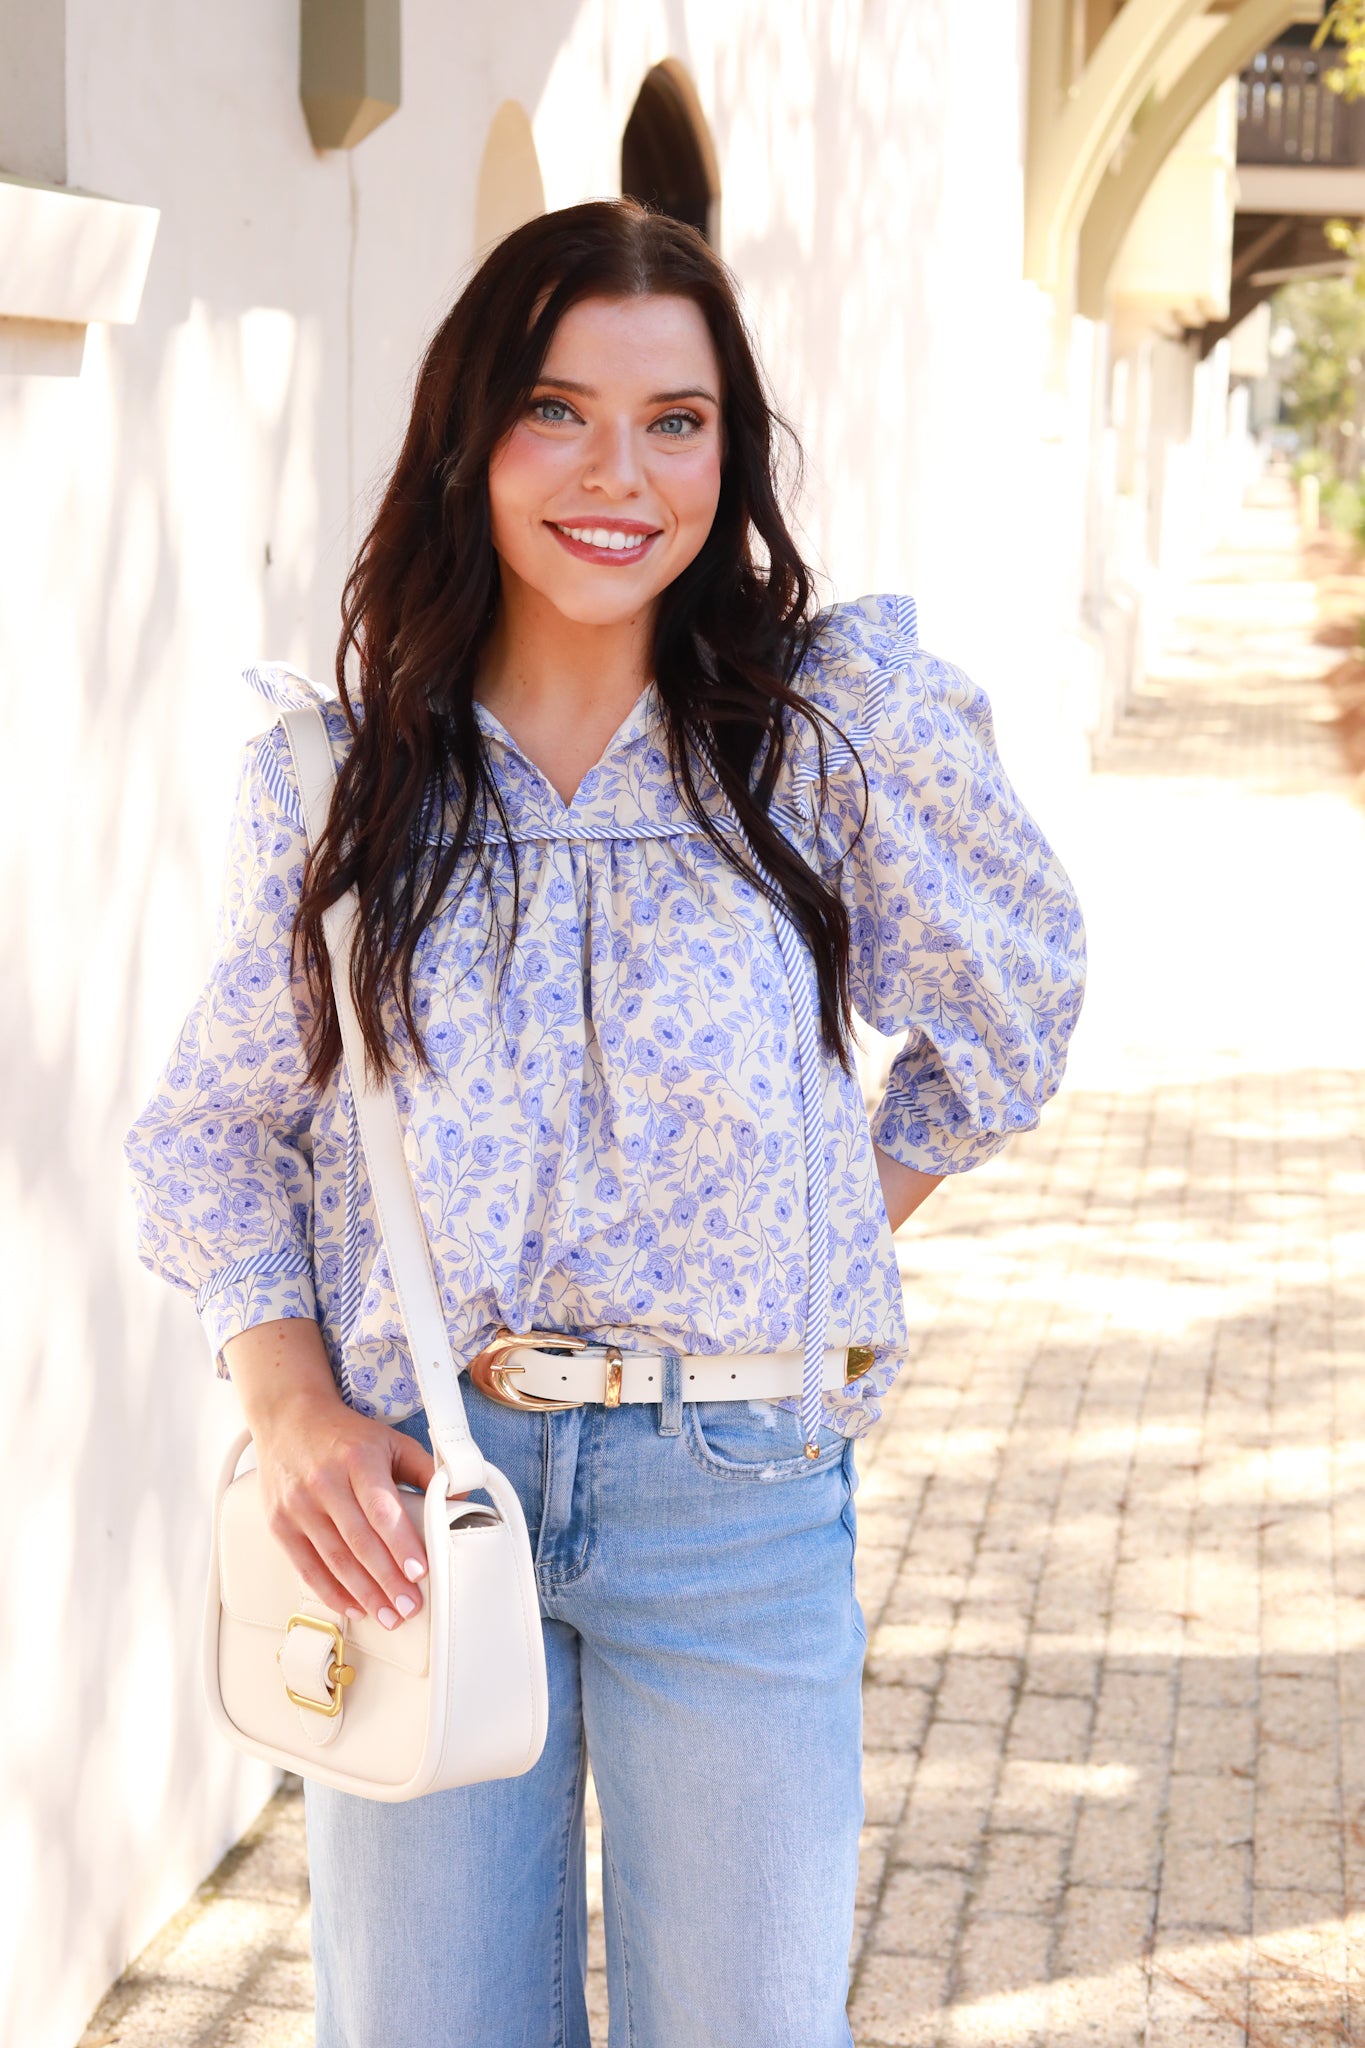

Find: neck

[477,570,654,725]
[473,570,658,806]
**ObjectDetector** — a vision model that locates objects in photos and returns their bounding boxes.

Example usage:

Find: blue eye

[531,397,576,424]
[655,410,701,437]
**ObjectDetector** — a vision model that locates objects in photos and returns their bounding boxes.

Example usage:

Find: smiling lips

[548,519,661,565]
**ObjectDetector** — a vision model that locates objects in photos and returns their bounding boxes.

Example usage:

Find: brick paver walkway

[82,481,1365,2046]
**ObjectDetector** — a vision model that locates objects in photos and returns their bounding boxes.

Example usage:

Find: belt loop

[658,1348,683,1437]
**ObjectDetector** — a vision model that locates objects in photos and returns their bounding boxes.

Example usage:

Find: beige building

[0,4,1339,2044]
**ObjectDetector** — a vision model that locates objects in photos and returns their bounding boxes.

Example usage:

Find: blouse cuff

[870,1078,1014,1177]
[197,1253,317,1376]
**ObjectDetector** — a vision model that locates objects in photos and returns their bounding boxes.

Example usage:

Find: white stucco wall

[0,5,1040,2043]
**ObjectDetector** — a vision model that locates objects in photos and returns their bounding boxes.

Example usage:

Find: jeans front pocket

[683,1398,848,1480]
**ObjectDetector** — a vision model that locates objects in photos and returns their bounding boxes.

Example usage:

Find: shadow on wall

[0,297,326,2048]
[0,5,582,2041]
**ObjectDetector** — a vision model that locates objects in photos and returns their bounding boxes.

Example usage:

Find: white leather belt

[465,1330,873,1412]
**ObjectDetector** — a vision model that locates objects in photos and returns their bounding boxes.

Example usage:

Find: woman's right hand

[222,1317,437,1629]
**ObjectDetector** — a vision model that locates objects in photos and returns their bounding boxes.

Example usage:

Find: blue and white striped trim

[732,603,920,1430]
[767,797,811,846]
[243,661,326,712]
[787,594,920,794]
[703,766,833,1453]
[861,593,918,729]
[196,1247,312,1311]
[477,819,709,847]
[254,729,306,828]
[768,901,833,1452]
[244,664,332,828]
[338,1089,366,1339]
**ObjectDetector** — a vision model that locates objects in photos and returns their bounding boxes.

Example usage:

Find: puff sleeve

[124,699,323,1368]
[788,594,1086,1174]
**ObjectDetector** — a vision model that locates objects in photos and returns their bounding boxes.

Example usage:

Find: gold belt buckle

[467,1325,591,1410]
[845,1344,876,1382]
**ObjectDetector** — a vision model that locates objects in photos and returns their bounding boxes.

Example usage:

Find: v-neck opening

[474,684,658,814]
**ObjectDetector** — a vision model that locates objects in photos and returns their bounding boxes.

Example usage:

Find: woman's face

[487,293,724,628]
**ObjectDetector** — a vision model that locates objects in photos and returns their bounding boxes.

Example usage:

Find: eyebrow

[533,375,720,407]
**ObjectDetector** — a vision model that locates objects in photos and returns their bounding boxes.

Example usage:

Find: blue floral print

[125,595,1086,1437]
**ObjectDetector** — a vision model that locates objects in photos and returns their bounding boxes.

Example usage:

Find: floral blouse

[125,595,1086,1438]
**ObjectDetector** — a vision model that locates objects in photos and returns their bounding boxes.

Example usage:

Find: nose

[581,415,644,500]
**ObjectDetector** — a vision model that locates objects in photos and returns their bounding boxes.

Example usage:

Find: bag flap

[217,1469,430,1678]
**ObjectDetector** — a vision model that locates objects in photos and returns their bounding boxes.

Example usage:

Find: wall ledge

[0,314,86,376]
[0,174,159,325]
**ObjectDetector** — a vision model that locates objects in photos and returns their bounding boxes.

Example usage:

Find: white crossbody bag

[202,702,549,1801]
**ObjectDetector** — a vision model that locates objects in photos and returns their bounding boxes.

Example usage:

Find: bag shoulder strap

[280,703,487,1494]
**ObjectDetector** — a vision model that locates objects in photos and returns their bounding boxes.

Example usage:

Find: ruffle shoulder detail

[770,593,922,844]
[242,663,349,830]
[798,593,921,730]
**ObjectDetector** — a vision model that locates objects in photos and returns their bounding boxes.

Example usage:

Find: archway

[620,62,720,245]
[474,101,545,253]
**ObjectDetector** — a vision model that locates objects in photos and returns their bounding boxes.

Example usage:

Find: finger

[294,1500,398,1623]
[325,1484,426,1625]
[390,1430,436,1494]
[388,1434,437,1580]
[265,1514,367,1621]
[349,1474,429,1613]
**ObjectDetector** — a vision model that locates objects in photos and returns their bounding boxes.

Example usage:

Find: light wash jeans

[304,1368,866,2048]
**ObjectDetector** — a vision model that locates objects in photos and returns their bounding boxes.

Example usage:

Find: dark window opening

[621,66,713,243]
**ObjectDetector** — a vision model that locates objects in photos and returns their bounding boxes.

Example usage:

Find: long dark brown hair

[296,198,859,1085]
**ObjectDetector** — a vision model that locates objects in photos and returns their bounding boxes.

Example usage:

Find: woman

[127,200,1085,2047]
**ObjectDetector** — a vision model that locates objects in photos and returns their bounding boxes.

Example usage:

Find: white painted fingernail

[378,1607,399,1630]
[346,1606,365,1621]
[394,1593,416,1619]
[403,1557,426,1581]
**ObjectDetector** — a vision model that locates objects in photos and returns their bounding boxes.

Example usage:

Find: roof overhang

[1028,0,1321,311]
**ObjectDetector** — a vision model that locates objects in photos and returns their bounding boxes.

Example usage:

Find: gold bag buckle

[277,1613,355,1717]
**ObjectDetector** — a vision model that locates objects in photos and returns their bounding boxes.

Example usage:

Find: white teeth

[557,523,648,551]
